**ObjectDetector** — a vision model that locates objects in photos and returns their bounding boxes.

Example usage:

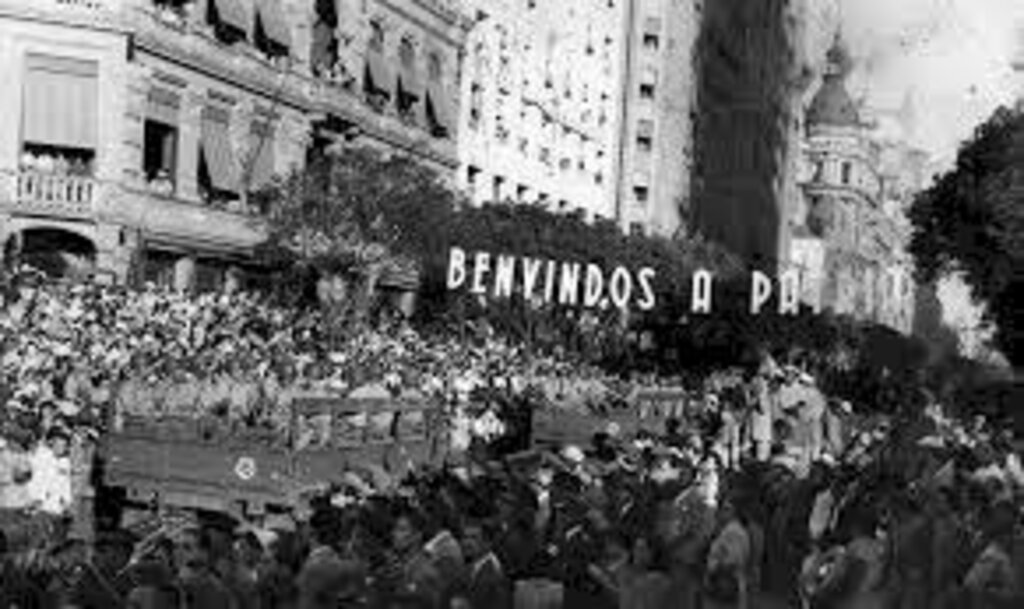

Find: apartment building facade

[616,0,700,237]
[0,0,469,290]
[456,0,627,223]
[455,0,702,236]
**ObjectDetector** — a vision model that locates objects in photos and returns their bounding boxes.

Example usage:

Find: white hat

[562,445,586,465]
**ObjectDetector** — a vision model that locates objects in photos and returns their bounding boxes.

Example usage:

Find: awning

[200,107,240,193]
[425,82,452,132]
[210,0,249,34]
[247,121,276,190]
[255,0,292,49]
[364,50,393,96]
[146,87,181,126]
[398,66,423,99]
[21,54,98,150]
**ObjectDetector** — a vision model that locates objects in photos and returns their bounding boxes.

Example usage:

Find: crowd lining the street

[1,273,1024,609]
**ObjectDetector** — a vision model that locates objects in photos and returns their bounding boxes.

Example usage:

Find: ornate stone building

[791,35,917,334]
[0,0,470,289]
[456,0,701,235]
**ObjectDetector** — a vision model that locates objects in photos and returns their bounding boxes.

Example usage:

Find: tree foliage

[908,106,1024,366]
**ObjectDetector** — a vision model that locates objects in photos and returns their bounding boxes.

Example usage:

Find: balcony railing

[54,0,104,9]
[12,171,96,218]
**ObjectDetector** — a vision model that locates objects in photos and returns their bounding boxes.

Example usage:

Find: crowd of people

[1,271,1024,609]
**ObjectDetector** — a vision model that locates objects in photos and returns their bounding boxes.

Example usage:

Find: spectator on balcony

[37,153,55,174]
[20,151,38,171]
[54,155,70,176]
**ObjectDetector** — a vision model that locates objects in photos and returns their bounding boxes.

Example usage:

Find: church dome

[807,33,859,128]
[807,77,860,127]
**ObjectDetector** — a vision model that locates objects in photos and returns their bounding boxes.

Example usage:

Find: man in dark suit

[457,520,510,609]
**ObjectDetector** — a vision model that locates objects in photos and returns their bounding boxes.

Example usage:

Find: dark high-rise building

[690,0,803,271]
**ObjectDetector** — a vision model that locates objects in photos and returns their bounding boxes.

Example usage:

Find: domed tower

[798,32,883,320]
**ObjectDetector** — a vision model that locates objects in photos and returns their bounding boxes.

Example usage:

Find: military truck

[531,387,689,448]
[103,391,447,523]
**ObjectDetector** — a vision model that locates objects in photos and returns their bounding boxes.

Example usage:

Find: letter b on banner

[448,247,467,289]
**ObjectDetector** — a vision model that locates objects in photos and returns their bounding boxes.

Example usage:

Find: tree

[909,105,1024,368]
[253,145,459,315]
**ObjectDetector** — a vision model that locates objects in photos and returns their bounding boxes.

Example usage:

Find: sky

[838,0,1024,352]
[841,0,1024,167]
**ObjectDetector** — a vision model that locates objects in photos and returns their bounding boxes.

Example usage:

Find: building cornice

[0,2,127,35]
[376,0,471,49]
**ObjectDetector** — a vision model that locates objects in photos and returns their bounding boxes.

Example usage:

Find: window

[634,186,649,204]
[492,175,505,202]
[643,34,659,50]
[20,55,99,178]
[812,160,825,182]
[639,83,655,99]
[636,120,654,153]
[469,83,483,129]
[841,161,852,185]
[396,36,419,119]
[517,184,529,200]
[143,120,178,192]
[466,165,480,190]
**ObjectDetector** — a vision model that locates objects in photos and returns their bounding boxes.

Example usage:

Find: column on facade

[122,65,151,187]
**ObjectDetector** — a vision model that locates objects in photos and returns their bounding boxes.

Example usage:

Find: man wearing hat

[458,519,510,609]
[64,529,136,609]
[298,508,355,609]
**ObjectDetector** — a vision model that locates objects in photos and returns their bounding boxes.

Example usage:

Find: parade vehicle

[103,391,447,522]
[531,386,689,447]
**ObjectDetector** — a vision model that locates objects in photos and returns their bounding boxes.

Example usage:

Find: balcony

[3,170,97,220]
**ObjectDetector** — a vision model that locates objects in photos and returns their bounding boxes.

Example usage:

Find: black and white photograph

[1,0,1023,607]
